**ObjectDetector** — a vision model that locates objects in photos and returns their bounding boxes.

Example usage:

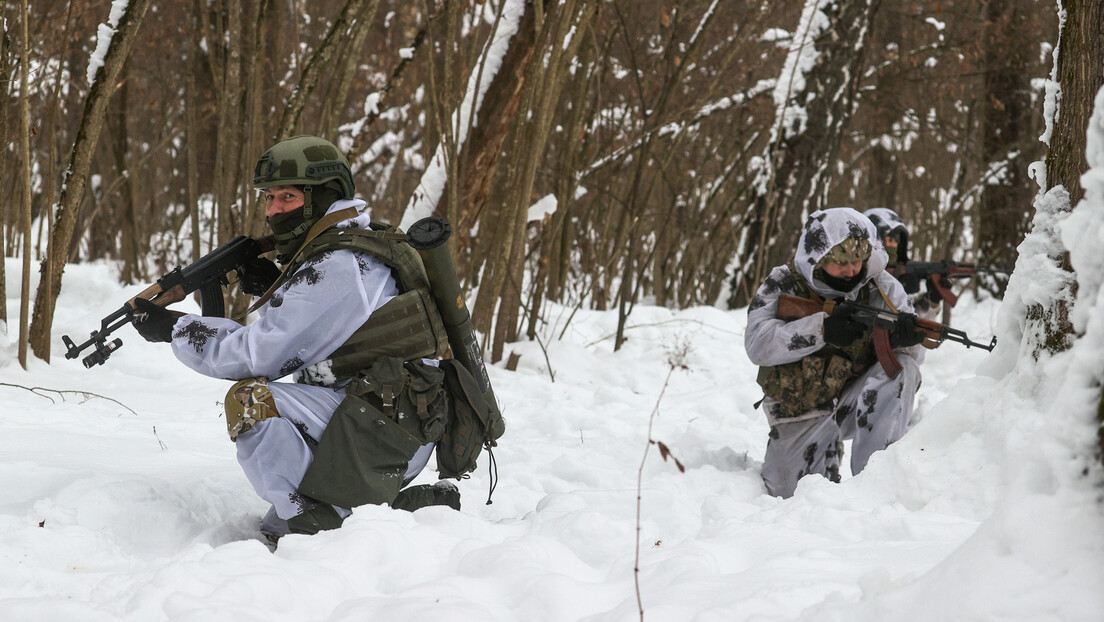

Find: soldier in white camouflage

[864,207,942,321]
[745,207,926,498]
[132,136,460,543]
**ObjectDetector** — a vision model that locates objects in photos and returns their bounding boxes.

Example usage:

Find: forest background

[0,0,1100,395]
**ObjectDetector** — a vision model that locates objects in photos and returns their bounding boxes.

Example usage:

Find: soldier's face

[823,260,863,278]
[262,185,305,217]
[883,235,899,251]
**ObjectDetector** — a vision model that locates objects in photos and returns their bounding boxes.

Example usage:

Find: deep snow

[0,256,1100,621]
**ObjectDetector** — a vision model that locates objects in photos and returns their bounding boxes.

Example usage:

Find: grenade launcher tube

[407,217,502,421]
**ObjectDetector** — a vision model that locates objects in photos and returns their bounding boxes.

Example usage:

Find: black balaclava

[267,183,344,263]
[817,267,868,295]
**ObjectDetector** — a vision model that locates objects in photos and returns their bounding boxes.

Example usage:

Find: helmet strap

[302,185,314,220]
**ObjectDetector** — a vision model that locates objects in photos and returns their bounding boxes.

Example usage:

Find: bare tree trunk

[28,0,153,362]
[17,0,31,366]
[213,0,244,244]
[1028,0,1104,357]
[440,0,537,263]
[0,15,11,323]
[473,0,598,361]
[318,0,381,139]
[470,1,549,360]
[276,0,374,139]
[1045,1,1104,206]
[185,35,202,265]
[977,0,1036,280]
[727,0,879,308]
[111,78,146,285]
[242,0,276,240]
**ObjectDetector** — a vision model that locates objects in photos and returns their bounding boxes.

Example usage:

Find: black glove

[891,313,926,348]
[132,298,176,343]
[823,306,867,346]
[897,272,923,294]
[924,277,943,304]
[237,256,281,296]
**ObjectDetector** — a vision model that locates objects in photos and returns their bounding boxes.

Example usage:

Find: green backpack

[437,359,505,481]
[295,222,505,483]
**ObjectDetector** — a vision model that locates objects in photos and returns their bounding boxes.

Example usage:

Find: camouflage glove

[891,313,926,348]
[132,298,176,343]
[823,306,866,346]
[238,256,281,296]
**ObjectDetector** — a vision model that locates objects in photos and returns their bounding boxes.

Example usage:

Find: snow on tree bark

[726,0,879,309]
[28,0,153,362]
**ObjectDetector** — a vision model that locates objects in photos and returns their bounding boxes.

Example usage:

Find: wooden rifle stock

[775,293,835,319]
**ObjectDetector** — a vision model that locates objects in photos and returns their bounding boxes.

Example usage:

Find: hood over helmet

[794,207,888,299]
[863,207,910,264]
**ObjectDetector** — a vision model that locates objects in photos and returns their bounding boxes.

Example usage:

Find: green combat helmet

[254,135,356,262]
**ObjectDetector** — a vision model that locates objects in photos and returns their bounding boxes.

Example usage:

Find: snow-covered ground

[0,257,1099,621]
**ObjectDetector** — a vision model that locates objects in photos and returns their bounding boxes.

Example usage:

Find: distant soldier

[744,208,926,498]
[864,207,941,320]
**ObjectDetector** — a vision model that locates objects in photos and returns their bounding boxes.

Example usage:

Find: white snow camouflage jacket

[168,199,400,384]
[744,207,924,421]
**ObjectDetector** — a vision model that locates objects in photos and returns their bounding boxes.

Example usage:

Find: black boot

[391,481,461,512]
[286,503,345,535]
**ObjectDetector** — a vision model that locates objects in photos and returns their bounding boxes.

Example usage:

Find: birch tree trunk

[28,0,153,362]
[726,0,879,308]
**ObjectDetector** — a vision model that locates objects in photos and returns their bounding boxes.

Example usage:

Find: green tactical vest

[286,224,449,380]
[756,265,877,419]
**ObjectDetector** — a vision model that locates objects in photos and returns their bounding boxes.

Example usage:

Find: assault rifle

[886,260,1011,307]
[776,293,997,378]
[63,235,275,368]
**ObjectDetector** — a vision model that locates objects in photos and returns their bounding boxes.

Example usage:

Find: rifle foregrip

[915,317,943,341]
[929,274,958,307]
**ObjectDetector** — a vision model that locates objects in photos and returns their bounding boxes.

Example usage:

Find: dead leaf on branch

[656,441,686,473]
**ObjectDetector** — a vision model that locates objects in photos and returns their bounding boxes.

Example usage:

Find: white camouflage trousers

[234,382,434,536]
[761,357,921,498]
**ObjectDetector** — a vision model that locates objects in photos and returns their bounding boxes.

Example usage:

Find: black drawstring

[485,444,499,505]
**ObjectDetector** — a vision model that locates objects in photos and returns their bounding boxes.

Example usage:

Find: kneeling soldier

[134,136,459,542]
[744,207,926,498]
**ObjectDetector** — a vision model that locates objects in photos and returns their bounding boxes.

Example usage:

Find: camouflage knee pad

[224,377,279,441]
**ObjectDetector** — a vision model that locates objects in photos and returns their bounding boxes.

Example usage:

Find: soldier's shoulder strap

[237,207,358,318]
